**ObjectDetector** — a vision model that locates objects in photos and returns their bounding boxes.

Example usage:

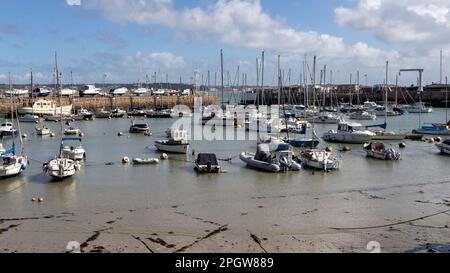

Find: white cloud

[66,0,81,6]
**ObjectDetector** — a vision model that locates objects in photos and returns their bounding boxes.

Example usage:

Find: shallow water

[0,109,449,250]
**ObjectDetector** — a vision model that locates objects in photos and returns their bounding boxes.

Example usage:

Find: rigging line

[331,209,450,231]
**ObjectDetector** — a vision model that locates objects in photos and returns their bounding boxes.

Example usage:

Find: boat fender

[342,145,351,152]
[22,133,28,139]
[118,132,124,136]
[50,133,56,137]
[434,137,442,143]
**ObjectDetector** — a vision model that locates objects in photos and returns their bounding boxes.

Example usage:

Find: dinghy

[195,153,221,173]
[298,149,341,171]
[132,158,160,165]
[240,143,301,173]
[364,142,401,161]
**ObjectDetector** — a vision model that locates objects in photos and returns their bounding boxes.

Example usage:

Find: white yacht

[61,137,86,161]
[19,99,72,116]
[60,88,78,96]
[80,85,101,97]
[0,122,17,138]
[1,146,28,179]
[154,129,189,154]
[133,87,149,96]
[323,122,375,144]
[349,111,377,120]
[110,87,128,96]
[308,113,343,124]
[401,102,433,113]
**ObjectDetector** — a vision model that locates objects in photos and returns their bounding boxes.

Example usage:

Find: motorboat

[132,158,160,165]
[308,113,343,124]
[298,149,341,171]
[370,107,400,117]
[129,120,150,134]
[128,109,147,117]
[153,89,167,96]
[96,109,111,119]
[0,122,17,138]
[32,87,52,97]
[401,102,433,113]
[240,143,301,173]
[64,127,82,136]
[61,137,86,161]
[45,114,73,122]
[413,124,450,135]
[323,122,375,144]
[436,139,450,155]
[194,153,221,174]
[349,111,376,120]
[19,99,72,116]
[80,85,101,97]
[36,126,52,136]
[145,108,173,118]
[73,108,94,120]
[19,114,40,123]
[285,124,320,148]
[154,129,189,154]
[60,88,78,97]
[362,101,380,111]
[4,89,29,97]
[133,88,149,96]
[111,108,126,118]
[364,142,401,161]
[110,87,128,96]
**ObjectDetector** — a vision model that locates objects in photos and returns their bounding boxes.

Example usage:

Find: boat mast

[446,76,448,123]
[261,51,265,106]
[220,49,224,107]
[55,52,63,157]
[385,61,389,127]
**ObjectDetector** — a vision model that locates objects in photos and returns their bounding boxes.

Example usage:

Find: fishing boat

[36,126,52,136]
[349,111,376,120]
[129,120,150,134]
[154,129,189,154]
[194,153,221,173]
[61,137,85,161]
[96,109,111,119]
[323,122,375,144]
[436,139,450,155]
[19,99,72,116]
[0,122,17,138]
[401,102,433,113]
[43,53,80,180]
[18,114,40,123]
[64,127,82,136]
[240,143,301,173]
[132,158,159,165]
[73,108,94,120]
[364,142,401,161]
[111,108,126,118]
[298,149,341,171]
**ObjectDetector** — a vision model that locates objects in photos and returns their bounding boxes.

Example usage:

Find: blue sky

[1,0,449,85]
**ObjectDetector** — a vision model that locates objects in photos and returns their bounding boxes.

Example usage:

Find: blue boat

[413,124,450,135]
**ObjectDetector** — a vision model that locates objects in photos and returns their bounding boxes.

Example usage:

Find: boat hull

[436,143,450,155]
[154,142,189,154]
[412,129,450,136]
[0,157,27,178]
[289,139,320,148]
[323,133,373,144]
[43,158,78,180]
[240,152,281,173]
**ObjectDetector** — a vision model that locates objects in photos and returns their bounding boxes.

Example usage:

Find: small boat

[128,109,147,117]
[73,108,94,120]
[240,143,301,173]
[195,153,221,173]
[32,87,52,97]
[364,142,401,161]
[371,130,406,140]
[19,99,72,116]
[145,108,173,118]
[0,122,17,138]
[323,122,375,144]
[308,113,343,124]
[436,139,450,155]
[64,127,82,136]
[61,137,86,161]
[96,109,111,119]
[80,85,101,97]
[110,87,129,96]
[298,149,341,171]
[349,111,376,120]
[133,87,149,96]
[19,114,40,123]
[413,124,450,135]
[132,158,160,165]
[154,130,189,154]
[111,108,126,118]
[60,88,78,97]
[36,127,52,136]
[370,107,400,117]
[129,120,150,134]
[401,102,433,113]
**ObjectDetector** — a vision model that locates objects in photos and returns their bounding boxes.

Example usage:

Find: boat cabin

[337,122,363,132]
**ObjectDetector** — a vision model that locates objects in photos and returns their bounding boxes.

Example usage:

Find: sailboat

[0,74,28,179]
[43,53,80,180]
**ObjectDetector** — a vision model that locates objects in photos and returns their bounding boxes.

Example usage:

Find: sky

[0,0,449,86]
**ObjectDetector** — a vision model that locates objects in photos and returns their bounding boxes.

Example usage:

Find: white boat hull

[323,132,373,144]
[43,158,79,179]
[62,148,85,161]
[0,156,27,178]
[36,127,51,136]
[19,105,72,116]
[154,142,189,154]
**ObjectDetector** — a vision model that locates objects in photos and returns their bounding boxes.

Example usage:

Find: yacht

[4,89,29,97]
[74,108,94,120]
[32,87,52,97]
[371,106,400,117]
[349,111,377,120]
[19,99,72,116]
[129,120,150,134]
[110,87,128,96]
[323,122,375,144]
[298,149,341,171]
[362,101,380,111]
[61,137,86,161]
[0,144,28,178]
[401,102,433,113]
[133,87,149,96]
[64,127,82,136]
[96,109,111,119]
[308,113,343,124]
